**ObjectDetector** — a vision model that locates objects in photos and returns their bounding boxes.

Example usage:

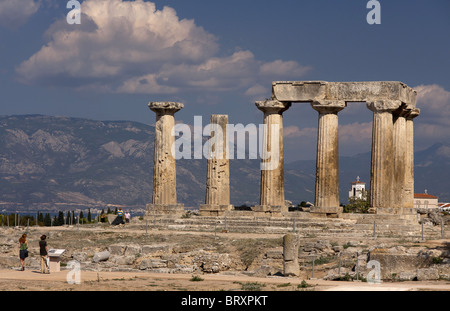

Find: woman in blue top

[18,234,28,271]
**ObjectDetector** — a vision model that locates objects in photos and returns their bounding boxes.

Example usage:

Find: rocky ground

[0,218,450,291]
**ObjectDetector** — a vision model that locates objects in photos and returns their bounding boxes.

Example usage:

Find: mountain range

[0,115,448,213]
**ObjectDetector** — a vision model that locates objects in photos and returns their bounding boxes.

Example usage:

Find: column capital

[256,99,291,114]
[148,102,184,115]
[311,100,346,114]
[366,99,402,113]
[406,108,420,120]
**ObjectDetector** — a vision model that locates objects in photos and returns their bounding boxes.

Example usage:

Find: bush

[190,275,204,282]
[298,280,312,288]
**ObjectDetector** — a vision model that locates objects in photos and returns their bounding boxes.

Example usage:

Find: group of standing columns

[145,81,420,218]
[259,81,420,216]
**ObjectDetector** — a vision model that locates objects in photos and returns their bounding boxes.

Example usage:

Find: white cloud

[16,0,310,95]
[413,84,450,146]
[0,0,40,29]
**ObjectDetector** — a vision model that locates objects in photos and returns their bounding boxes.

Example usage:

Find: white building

[349,176,366,200]
[414,190,439,209]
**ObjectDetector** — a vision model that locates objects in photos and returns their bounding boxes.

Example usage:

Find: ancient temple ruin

[145,81,420,219]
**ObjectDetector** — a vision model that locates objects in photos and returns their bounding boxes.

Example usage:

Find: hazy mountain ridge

[0,115,448,212]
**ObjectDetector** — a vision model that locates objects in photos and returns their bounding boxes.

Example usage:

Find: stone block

[93,250,110,263]
[141,244,173,255]
[108,244,127,255]
[124,244,141,256]
[417,268,439,281]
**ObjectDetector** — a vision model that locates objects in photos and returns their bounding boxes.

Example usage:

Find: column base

[199,204,233,217]
[375,207,417,215]
[309,206,343,215]
[145,204,185,218]
[251,205,285,217]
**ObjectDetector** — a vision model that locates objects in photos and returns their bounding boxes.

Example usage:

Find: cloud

[16,0,310,95]
[414,84,450,145]
[0,0,40,29]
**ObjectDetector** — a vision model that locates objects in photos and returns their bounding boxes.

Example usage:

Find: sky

[0,0,449,162]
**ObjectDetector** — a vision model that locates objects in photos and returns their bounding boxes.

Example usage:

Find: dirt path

[1,269,449,292]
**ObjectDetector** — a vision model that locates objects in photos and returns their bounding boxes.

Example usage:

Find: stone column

[146,102,184,218]
[252,99,291,217]
[393,107,410,210]
[405,108,420,210]
[283,233,299,277]
[199,115,233,216]
[367,100,402,214]
[310,100,346,215]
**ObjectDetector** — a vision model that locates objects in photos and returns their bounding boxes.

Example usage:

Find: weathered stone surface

[146,101,184,218]
[193,252,232,274]
[398,271,416,281]
[148,102,184,112]
[138,258,168,270]
[72,252,88,262]
[124,244,141,256]
[273,81,417,107]
[255,100,290,215]
[393,108,408,209]
[405,109,420,209]
[110,255,136,266]
[417,268,439,281]
[310,101,344,213]
[93,250,110,263]
[141,244,173,255]
[108,244,127,256]
[369,105,395,212]
[0,255,19,267]
[201,115,231,217]
[368,247,433,279]
[283,234,299,276]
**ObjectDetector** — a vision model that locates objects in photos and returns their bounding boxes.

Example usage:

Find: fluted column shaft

[200,115,233,216]
[405,109,420,209]
[254,100,290,215]
[367,100,402,213]
[311,101,345,214]
[205,115,230,205]
[148,102,183,206]
[393,108,410,209]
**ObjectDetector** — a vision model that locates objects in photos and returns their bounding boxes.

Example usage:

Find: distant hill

[0,115,448,213]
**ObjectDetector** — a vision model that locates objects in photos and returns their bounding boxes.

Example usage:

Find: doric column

[404,108,420,210]
[310,100,346,215]
[146,102,184,218]
[367,100,402,214]
[393,107,410,209]
[253,99,291,217]
[199,115,233,216]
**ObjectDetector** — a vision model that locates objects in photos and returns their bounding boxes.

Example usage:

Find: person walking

[18,234,28,271]
[39,235,49,274]
[125,210,131,224]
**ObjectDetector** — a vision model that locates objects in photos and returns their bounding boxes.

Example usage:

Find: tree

[87,209,92,223]
[53,211,65,226]
[44,213,52,226]
[344,190,370,213]
[38,212,44,225]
